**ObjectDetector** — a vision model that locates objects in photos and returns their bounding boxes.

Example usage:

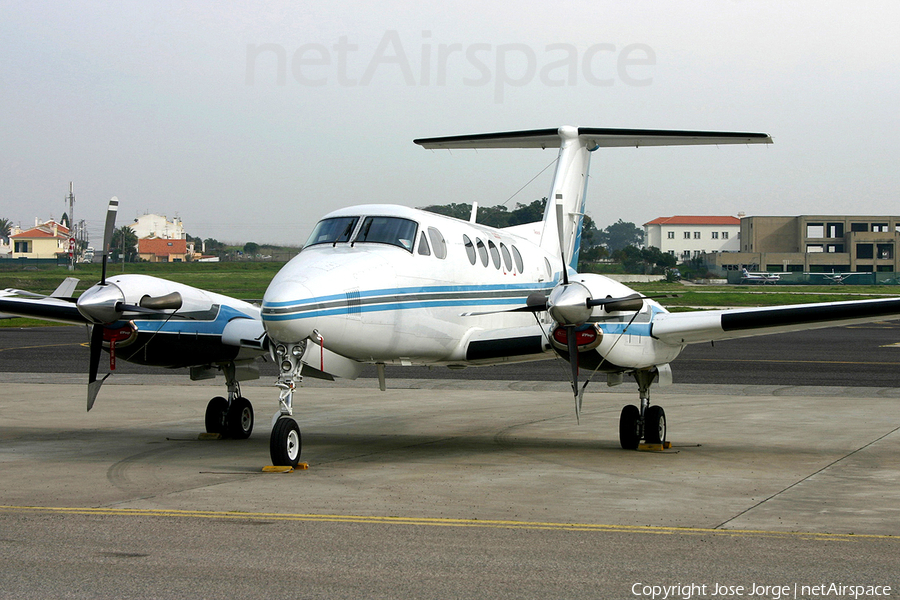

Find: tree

[612,245,677,274]
[508,199,546,225]
[0,217,11,243]
[598,220,644,253]
[243,242,260,256]
[421,199,605,264]
[110,225,138,262]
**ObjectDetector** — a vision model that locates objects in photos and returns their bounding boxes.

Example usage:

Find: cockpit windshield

[355,217,418,252]
[304,216,359,247]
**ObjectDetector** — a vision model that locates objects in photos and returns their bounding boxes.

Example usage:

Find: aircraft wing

[651,297,900,345]
[0,295,88,324]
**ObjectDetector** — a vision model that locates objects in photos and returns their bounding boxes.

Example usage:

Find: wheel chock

[262,463,309,473]
[198,433,222,440]
[638,442,672,452]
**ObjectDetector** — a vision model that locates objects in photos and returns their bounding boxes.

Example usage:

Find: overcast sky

[2,1,898,246]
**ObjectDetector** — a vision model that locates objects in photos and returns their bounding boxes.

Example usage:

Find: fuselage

[261,204,685,371]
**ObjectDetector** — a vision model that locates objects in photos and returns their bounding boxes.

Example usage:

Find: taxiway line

[1,505,896,541]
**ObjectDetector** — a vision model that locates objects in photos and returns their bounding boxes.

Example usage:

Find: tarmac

[2,375,899,598]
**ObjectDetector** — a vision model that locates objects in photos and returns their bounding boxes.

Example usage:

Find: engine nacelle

[549,324,603,352]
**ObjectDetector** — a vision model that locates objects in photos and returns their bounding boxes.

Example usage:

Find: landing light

[291,345,304,358]
[280,360,293,372]
[275,344,287,357]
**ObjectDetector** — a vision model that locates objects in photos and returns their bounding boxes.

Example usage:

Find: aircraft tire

[205,396,228,434]
[644,405,666,445]
[270,417,301,467]
[225,397,254,439]
[619,405,641,450]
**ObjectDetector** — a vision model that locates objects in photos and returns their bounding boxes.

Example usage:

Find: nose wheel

[270,417,302,467]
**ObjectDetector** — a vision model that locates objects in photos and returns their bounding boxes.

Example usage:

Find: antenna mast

[66,182,76,271]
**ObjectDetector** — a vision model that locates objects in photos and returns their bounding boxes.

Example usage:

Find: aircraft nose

[261,281,317,343]
[76,283,125,324]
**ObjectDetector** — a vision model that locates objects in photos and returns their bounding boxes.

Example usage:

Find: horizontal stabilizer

[414,127,772,150]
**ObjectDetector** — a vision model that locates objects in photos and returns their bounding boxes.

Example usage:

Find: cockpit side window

[304,216,360,248]
[417,231,431,256]
[356,216,418,252]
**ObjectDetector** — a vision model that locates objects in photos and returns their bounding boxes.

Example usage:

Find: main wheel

[225,396,254,439]
[205,397,228,434]
[619,404,641,450]
[270,417,301,467]
[644,405,666,445]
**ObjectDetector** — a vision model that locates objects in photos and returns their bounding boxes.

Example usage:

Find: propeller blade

[587,293,680,311]
[564,325,582,423]
[100,197,118,285]
[460,292,550,317]
[87,324,109,411]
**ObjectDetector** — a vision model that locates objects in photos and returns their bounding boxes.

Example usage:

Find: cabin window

[428,227,447,259]
[512,245,524,273]
[463,235,476,265]
[304,216,359,247]
[488,240,501,269]
[476,238,488,266]
[827,223,844,238]
[500,243,513,272]
[417,232,431,256]
[356,217,418,252]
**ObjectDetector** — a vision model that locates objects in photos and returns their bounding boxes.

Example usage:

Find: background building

[705,215,900,274]
[136,238,189,262]
[9,219,70,259]
[643,216,740,261]
[130,214,184,240]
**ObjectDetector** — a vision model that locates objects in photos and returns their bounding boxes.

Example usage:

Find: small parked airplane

[5,126,900,468]
[740,268,781,284]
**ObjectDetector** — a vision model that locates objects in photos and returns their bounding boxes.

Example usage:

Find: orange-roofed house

[10,219,71,259]
[644,216,741,261]
[137,237,189,262]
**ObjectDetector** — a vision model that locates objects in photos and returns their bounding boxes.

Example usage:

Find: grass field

[2,264,898,327]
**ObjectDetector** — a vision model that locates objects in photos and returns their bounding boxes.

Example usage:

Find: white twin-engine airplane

[6,126,900,468]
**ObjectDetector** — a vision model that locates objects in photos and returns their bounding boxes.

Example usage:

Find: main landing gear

[203,364,254,439]
[618,370,666,450]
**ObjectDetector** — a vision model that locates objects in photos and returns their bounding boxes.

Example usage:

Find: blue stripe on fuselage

[261,282,557,322]
[130,304,254,335]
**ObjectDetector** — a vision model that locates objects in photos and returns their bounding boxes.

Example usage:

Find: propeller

[77,198,185,410]
[83,196,118,410]
[461,196,679,419]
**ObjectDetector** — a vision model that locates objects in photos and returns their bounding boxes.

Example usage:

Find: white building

[130,214,185,240]
[644,216,741,261]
